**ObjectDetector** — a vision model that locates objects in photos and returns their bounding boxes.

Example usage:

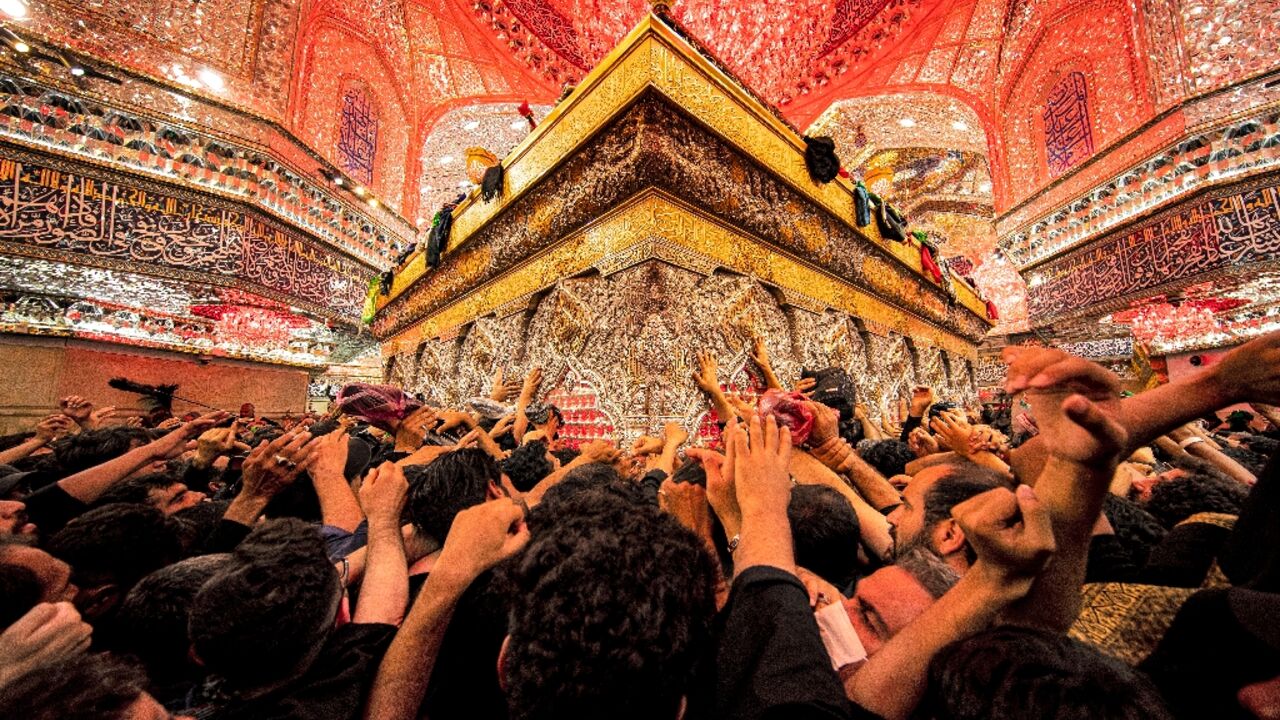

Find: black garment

[187,622,396,720]
[711,565,880,720]
[899,415,924,443]
[803,136,841,183]
[204,519,253,553]
[1139,521,1231,588]
[1222,447,1280,589]
[21,482,86,536]
[874,201,907,242]
[422,571,509,720]
[640,468,667,506]
[1085,534,1140,583]
[1140,588,1280,720]
[481,164,504,202]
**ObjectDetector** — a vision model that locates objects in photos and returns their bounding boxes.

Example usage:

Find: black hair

[501,494,718,720]
[50,427,154,476]
[788,485,862,588]
[859,439,915,478]
[502,440,555,493]
[93,472,179,509]
[46,503,183,598]
[921,464,1015,565]
[189,518,339,690]
[0,561,42,628]
[1101,493,1167,569]
[917,626,1172,720]
[114,553,231,685]
[530,462,630,519]
[172,500,231,557]
[551,447,580,467]
[1144,472,1247,529]
[406,448,501,543]
[0,652,151,720]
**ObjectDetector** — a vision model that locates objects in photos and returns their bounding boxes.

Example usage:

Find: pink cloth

[336,383,423,433]
[757,389,815,445]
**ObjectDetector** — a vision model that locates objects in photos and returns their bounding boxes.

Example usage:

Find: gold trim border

[381,15,990,323]
[380,191,980,359]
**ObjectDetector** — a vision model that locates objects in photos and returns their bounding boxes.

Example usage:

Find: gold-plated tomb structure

[373,14,992,440]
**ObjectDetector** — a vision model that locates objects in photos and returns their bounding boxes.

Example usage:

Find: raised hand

[309,428,351,481]
[87,405,118,429]
[156,417,183,431]
[239,428,317,502]
[691,349,721,395]
[58,395,93,426]
[359,461,409,525]
[930,409,974,455]
[0,602,93,686]
[489,368,522,403]
[909,386,934,417]
[489,413,515,438]
[1003,348,1126,466]
[658,478,712,543]
[193,421,250,468]
[907,426,940,457]
[1208,331,1280,405]
[662,421,689,448]
[148,411,228,460]
[520,367,544,403]
[732,414,794,518]
[433,499,529,584]
[793,377,818,396]
[436,410,476,433]
[951,485,1055,593]
[577,439,621,465]
[803,400,841,447]
[686,443,741,537]
[631,435,665,456]
[34,414,74,443]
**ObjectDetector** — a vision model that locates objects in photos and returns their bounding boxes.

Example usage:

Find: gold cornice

[379,191,979,359]
[381,14,990,322]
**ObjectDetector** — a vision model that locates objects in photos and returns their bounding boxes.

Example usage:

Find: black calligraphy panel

[0,156,370,318]
[1028,179,1280,319]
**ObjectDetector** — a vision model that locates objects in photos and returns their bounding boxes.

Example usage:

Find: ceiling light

[898,117,917,127]
[463,121,480,131]
[12,39,28,53]
[333,176,344,187]
[367,198,380,209]
[353,186,366,197]
[0,0,28,19]
[70,65,85,77]
[951,120,968,131]
[196,68,224,91]
[439,155,455,165]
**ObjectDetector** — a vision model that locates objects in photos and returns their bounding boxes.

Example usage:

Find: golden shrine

[373,13,993,442]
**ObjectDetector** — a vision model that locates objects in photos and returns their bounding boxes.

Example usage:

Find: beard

[890,526,933,562]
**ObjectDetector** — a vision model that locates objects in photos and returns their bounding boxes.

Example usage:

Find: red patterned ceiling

[468,0,932,104]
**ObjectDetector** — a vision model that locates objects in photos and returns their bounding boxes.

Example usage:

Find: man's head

[0,652,190,720]
[842,546,959,657]
[239,403,256,419]
[859,439,916,479]
[0,542,78,607]
[407,448,510,543]
[95,473,207,515]
[918,626,1171,719]
[0,498,36,537]
[500,492,718,720]
[189,519,340,691]
[1143,467,1248,529]
[788,485,862,588]
[115,553,231,682]
[51,427,154,476]
[46,503,183,622]
[501,440,556,493]
[887,463,1013,570]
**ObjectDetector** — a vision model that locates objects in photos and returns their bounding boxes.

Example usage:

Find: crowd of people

[1,331,1279,720]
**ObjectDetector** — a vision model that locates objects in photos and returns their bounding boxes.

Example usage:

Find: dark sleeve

[204,519,253,553]
[1221,449,1280,588]
[1085,534,1140,583]
[639,469,667,506]
[21,483,88,536]
[1139,523,1231,588]
[180,461,222,492]
[899,415,923,442]
[713,566,877,720]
